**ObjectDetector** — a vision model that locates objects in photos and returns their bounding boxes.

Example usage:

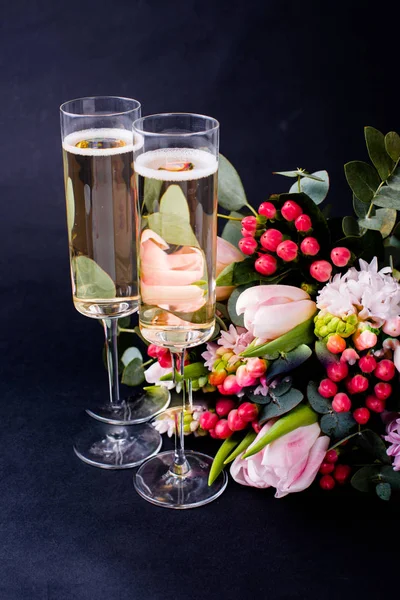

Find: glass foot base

[73,423,162,469]
[134,450,228,509]
[86,387,171,425]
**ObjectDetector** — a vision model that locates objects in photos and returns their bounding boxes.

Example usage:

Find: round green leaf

[320,411,356,439]
[289,170,329,205]
[121,358,145,386]
[159,184,190,222]
[218,154,247,211]
[376,482,391,501]
[121,347,143,367]
[259,388,304,422]
[385,131,400,162]
[73,256,116,299]
[358,208,397,238]
[364,126,395,181]
[344,161,381,203]
[307,381,331,414]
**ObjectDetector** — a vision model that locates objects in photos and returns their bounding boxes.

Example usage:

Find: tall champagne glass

[60,96,165,469]
[133,113,228,507]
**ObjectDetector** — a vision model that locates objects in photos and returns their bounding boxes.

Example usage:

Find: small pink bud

[365,395,386,413]
[310,260,332,282]
[374,382,392,400]
[383,316,400,337]
[326,334,346,354]
[199,411,219,431]
[254,253,277,276]
[246,357,267,378]
[237,402,259,423]
[330,247,351,267]
[276,240,298,262]
[358,355,377,374]
[326,362,348,382]
[238,237,258,255]
[227,409,248,431]
[260,228,283,252]
[300,236,320,256]
[332,392,352,412]
[235,365,257,388]
[281,200,303,221]
[374,359,395,381]
[214,419,232,439]
[258,202,277,219]
[353,329,378,351]
[349,374,369,394]
[318,378,338,398]
[294,214,312,232]
[241,227,256,238]
[340,348,359,365]
[221,374,243,395]
[241,216,257,232]
[215,398,236,416]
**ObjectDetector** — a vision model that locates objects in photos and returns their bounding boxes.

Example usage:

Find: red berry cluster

[239,199,352,283]
[318,352,395,425]
[319,449,351,490]
[200,399,259,439]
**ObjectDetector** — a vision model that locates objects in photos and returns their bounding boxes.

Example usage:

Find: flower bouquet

[118,126,400,501]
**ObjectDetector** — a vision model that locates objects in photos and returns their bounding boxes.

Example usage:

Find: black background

[1,1,400,598]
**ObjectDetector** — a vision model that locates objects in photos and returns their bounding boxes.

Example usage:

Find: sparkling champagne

[135,148,218,349]
[62,128,142,318]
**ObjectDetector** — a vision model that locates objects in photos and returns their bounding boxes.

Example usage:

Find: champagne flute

[60,96,166,469]
[133,113,228,507]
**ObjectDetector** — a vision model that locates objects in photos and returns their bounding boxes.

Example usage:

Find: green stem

[365,159,399,219]
[142,359,153,368]
[217,213,242,221]
[297,175,301,193]
[118,327,137,334]
[246,203,258,217]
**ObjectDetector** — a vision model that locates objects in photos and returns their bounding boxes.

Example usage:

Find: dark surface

[1,1,400,598]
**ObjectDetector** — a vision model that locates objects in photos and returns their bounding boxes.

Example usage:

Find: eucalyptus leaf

[265,345,313,381]
[259,388,303,422]
[353,194,368,218]
[351,465,400,493]
[358,208,397,238]
[121,358,145,386]
[315,341,339,367]
[218,154,248,211]
[364,126,395,181]
[274,170,323,181]
[147,213,199,247]
[118,316,131,329]
[216,302,230,320]
[269,376,293,397]
[221,211,244,247]
[143,177,163,213]
[273,170,300,178]
[320,411,356,439]
[356,429,391,464]
[373,186,400,210]
[73,256,116,299]
[121,347,143,368]
[216,262,235,286]
[376,482,391,501]
[159,184,190,221]
[288,170,329,205]
[342,215,360,237]
[385,131,400,162]
[344,161,381,203]
[307,381,331,414]
[245,391,273,405]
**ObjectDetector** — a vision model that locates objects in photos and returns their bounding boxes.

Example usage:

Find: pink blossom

[340,348,360,365]
[253,376,269,397]
[353,329,378,351]
[384,416,400,471]
[235,365,257,388]
[144,361,174,390]
[230,421,329,497]
[218,324,254,355]
[201,343,218,370]
[383,316,400,337]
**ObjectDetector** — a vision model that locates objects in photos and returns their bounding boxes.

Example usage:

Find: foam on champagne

[134,148,218,181]
[63,128,143,156]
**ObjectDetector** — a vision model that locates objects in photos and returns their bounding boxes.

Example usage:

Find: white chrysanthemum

[316,258,400,327]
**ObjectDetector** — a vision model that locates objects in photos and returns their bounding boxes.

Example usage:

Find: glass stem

[170,350,190,476]
[103,318,122,409]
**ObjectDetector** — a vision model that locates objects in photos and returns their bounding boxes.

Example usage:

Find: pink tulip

[236,285,316,340]
[144,361,174,390]
[230,421,329,497]
[140,229,206,312]
[216,237,244,301]
[383,316,400,337]
[235,365,258,388]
